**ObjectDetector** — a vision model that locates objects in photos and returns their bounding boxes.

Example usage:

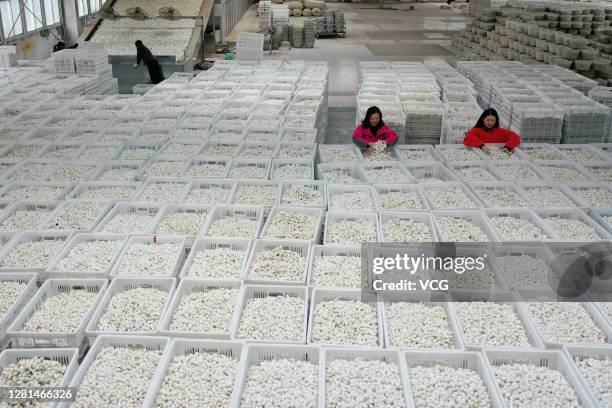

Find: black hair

[474,108,500,129]
[361,106,384,129]
[135,40,143,46]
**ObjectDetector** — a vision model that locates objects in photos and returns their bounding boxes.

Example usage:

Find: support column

[61,0,80,44]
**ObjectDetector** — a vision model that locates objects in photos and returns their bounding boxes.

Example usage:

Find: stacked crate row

[52,48,115,95]
[454,0,612,86]
[0,46,17,68]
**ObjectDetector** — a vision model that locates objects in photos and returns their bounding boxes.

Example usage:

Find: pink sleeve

[383,125,398,145]
[352,125,369,146]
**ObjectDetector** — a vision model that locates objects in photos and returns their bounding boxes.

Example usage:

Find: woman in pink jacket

[352,106,399,149]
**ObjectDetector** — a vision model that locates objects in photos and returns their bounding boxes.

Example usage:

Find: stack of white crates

[258,1,272,31]
[0,46,17,68]
[236,32,264,61]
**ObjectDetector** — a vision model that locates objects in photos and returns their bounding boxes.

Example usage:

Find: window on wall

[88,0,101,13]
[0,0,24,38]
[43,0,59,25]
[76,0,87,16]
[23,0,43,31]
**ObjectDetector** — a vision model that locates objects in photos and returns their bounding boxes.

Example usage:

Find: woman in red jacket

[463,108,521,155]
[353,106,399,149]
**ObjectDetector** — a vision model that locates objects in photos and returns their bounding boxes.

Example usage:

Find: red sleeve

[353,125,369,147]
[463,128,483,148]
[500,128,521,149]
[383,125,398,145]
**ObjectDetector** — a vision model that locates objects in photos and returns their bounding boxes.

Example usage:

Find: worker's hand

[480,145,491,155]
[132,63,138,68]
[502,146,513,155]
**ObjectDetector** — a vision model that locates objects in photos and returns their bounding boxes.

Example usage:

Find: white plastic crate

[181,179,234,205]
[535,160,595,182]
[403,350,505,408]
[361,161,415,184]
[112,142,161,161]
[307,288,383,347]
[317,162,369,185]
[556,144,610,162]
[66,181,143,202]
[7,278,108,349]
[109,235,187,278]
[232,284,309,343]
[277,180,326,208]
[229,343,320,407]
[448,161,501,183]
[580,162,612,183]
[235,141,277,160]
[227,158,271,180]
[518,181,585,208]
[490,160,547,182]
[152,204,210,241]
[589,209,612,234]
[0,272,38,348]
[94,202,164,234]
[327,184,379,212]
[469,181,536,208]
[394,145,443,163]
[564,345,612,408]
[435,144,486,163]
[483,208,558,241]
[243,126,281,143]
[0,200,59,231]
[421,182,483,210]
[0,230,73,272]
[379,211,439,242]
[483,349,595,408]
[260,206,324,243]
[45,233,128,279]
[242,239,311,285]
[201,205,265,240]
[62,335,170,408]
[179,237,252,280]
[0,347,79,392]
[404,162,459,183]
[432,210,501,242]
[305,245,361,289]
[85,278,176,340]
[534,208,612,241]
[270,159,314,181]
[565,182,612,209]
[323,211,381,246]
[521,143,567,161]
[373,183,429,211]
[320,347,412,408]
[90,160,146,182]
[317,144,363,163]
[158,279,242,339]
[143,339,243,408]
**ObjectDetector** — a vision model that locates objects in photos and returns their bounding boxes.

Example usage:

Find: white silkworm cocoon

[277,144,315,159]
[42,146,81,160]
[0,209,50,230]
[237,295,304,341]
[154,352,239,408]
[76,186,137,201]
[228,165,268,179]
[378,191,425,210]
[311,255,361,288]
[0,281,27,321]
[50,165,94,182]
[117,147,156,160]
[96,287,168,332]
[280,185,324,206]
[573,356,612,407]
[397,149,436,161]
[3,145,41,159]
[163,143,202,156]
[263,211,319,241]
[573,187,612,207]
[330,192,375,211]
[3,185,64,201]
[523,186,576,207]
[367,167,412,183]
[55,240,122,274]
[186,163,228,178]
[46,202,108,230]
[475,188,528,207]
[561,149,601,161]
[487,147,516,160]
[384,302,455,348]
[455,302,530,347]
[526,300,606,343]
[79,146,118,160]
[139,183,186,202]
[362,150,396,162]
[201,144,239,157]
[96,167,140,182]
[248,247,305,282]
[496,164,541,181]
[319,147,358,162]
[439,262,498,290]
[285,116,316,128]
[233,185,278,206]
[494,255,552,289]
[312,299,378,346]
[0,356,66,388]
[490,216,549,241]
[156,212,206,236]
[426,187,476,208]
[493,364,580,408]
[588,166,612,181]
[271,163,312,180]
[206,218,259,238]
[327,219,377,245]
[169,288,239,333]
[10,164,56,181]
[323,170,362,184]
[187,247,246,279]
[2,240,66,268]
[440,148,481,162]
[117,242,181,276]
[237,146,276,159]
[101,212,156,234]
[246,131,278,142]
[539,165,589,182]
[184,186,229,204]
[522,147,563,161]
[408,365,491,408]
[240,359,318,408]
[71,346,162,408]
[436,217,489,242]
[544,217,600,240]
[22,291,98,332]
[383,219,433,242]
[454,166,498,182]
[326,358,405,407]
[142,161,187,178]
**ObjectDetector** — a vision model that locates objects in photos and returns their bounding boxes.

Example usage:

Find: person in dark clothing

[133,40,165,84]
